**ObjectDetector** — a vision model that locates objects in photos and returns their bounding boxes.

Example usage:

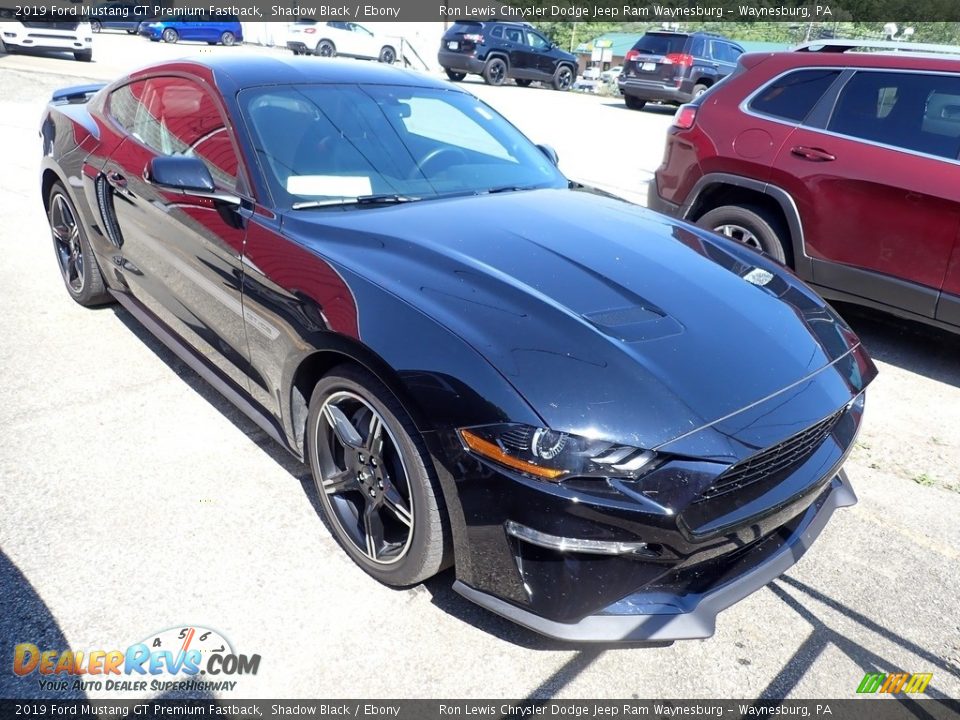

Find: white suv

[0,18,93,61]
[286,21,396,64]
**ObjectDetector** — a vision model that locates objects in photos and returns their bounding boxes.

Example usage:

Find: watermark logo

[856,672,932,694]
[12,625,260,694]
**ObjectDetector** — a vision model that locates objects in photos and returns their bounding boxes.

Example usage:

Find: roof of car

[130,55,455,91]
[754,45,960,72]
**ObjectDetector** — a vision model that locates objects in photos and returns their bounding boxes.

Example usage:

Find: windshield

[241,84,566,208]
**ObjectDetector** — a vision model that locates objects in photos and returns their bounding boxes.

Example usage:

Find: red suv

[649,40,960,333]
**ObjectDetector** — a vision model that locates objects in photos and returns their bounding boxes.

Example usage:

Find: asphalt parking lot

[1,32,960,702]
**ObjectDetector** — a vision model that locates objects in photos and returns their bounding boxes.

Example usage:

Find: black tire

[126,29,137,34]
[90,20,102,32]
[378,45,396,64]
[696,204,791,264]
[161,27,178,43]
[220,31,235,46]
[515,78,532,87]
[74,50,92,62]
[625,95,646,110]
[306,365,451,586]
[315,39,335,57]
[552,64,574,91]
[693,83,709,99]
[444,69,466,82]
[47,182,111,306]
[482,57,507,86]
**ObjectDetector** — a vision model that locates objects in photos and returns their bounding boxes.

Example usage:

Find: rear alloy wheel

[315,39,335,57]
[48,183,111,306]
[378,45,396,64]
[515,78,532,87]
[161,28,178,43]
[307,366,450,586]
[697,204,791,265]
[73,50,92,62]
[444,69,466,82]
[90,20,102,32]
[482,57,507,86]
[625,95,646,110]
[693,83,709,99]
[552,65,574,91]
[220,31,236,46]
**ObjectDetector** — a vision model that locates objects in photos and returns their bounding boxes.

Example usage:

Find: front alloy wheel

[307,367,450,585]
[552,65,574,91]
[161,28,178,43]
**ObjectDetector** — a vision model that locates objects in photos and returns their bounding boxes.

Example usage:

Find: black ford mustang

[39,56,876,642]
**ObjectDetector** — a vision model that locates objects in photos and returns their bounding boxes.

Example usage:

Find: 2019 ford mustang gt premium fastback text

[39,56,876,642]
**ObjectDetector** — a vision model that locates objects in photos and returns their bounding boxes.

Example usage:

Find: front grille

[699,409,844,501]
[21,21,79,30]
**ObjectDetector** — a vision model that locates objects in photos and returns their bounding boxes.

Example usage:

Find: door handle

[108,171,127,188]
[790,146,836,162]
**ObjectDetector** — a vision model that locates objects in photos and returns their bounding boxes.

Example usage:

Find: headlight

[457,424,656,482]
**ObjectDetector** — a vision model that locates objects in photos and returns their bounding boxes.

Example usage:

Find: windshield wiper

[482,185,539,195]
[291,194,421,210]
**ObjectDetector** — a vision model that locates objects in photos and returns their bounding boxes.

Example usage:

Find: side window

[129,77,240,190]
[328,21,348,30]
[690,37,705,57]
[829,71,960,160]
[749,69,840,123]
[504,27,523,44]
[489,25,503,39]
[526,32,549,51]
[710,41,740,64]
[108,80,148,132]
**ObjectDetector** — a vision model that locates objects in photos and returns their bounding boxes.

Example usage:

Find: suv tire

[697,204,790,264]
[693,83,709,98]
[445,69,466,82]
[482,57,507,86]
[625,95,646,111]
[552,65,574,91]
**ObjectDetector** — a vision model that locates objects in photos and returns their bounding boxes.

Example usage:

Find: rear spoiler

[51,83,107,105]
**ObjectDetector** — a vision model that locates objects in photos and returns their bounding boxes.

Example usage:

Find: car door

[502,25,530,77]
[524,29,556,80]
[710,40,740,82]
[772,69,960,318]
[101,76,254,392]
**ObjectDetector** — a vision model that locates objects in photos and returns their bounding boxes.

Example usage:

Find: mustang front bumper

[455,471,855,642]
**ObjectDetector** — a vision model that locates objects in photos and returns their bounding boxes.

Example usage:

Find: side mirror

[537,144,559,166]
[146,156,240,205]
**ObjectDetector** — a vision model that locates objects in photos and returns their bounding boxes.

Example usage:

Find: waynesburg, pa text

[438,4,835,19]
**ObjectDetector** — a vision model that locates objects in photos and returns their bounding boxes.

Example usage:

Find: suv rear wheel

[697,205,790,264]
[444,69,465,82]
[693,83,709,98]
[625,95,646,111]
[483,57,507,86]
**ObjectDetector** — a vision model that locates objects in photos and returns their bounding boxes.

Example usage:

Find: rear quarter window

[748,69,841,122]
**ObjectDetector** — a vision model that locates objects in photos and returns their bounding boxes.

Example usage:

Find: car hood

[283,188,871,449]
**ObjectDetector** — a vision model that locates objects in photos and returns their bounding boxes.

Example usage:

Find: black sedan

[39,56,876,642]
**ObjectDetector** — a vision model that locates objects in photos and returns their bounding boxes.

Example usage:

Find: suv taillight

[664,53,694,68]
[673,105,697,130]
[463,33,483,43]
[625,49,639,62]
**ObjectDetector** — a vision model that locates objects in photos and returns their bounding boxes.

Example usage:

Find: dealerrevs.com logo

[12,626,260,693]
[856,672,933,694]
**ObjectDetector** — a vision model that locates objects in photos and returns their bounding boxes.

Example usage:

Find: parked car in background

[649,39,960,334]
[0,16,92,61]
[582,66,601,81]
[139,17,242,46]
[438,20,577,90]
[286,20,397,64]
[89,3,156,34]
[601,65,623,82]
[619,30,743,110]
